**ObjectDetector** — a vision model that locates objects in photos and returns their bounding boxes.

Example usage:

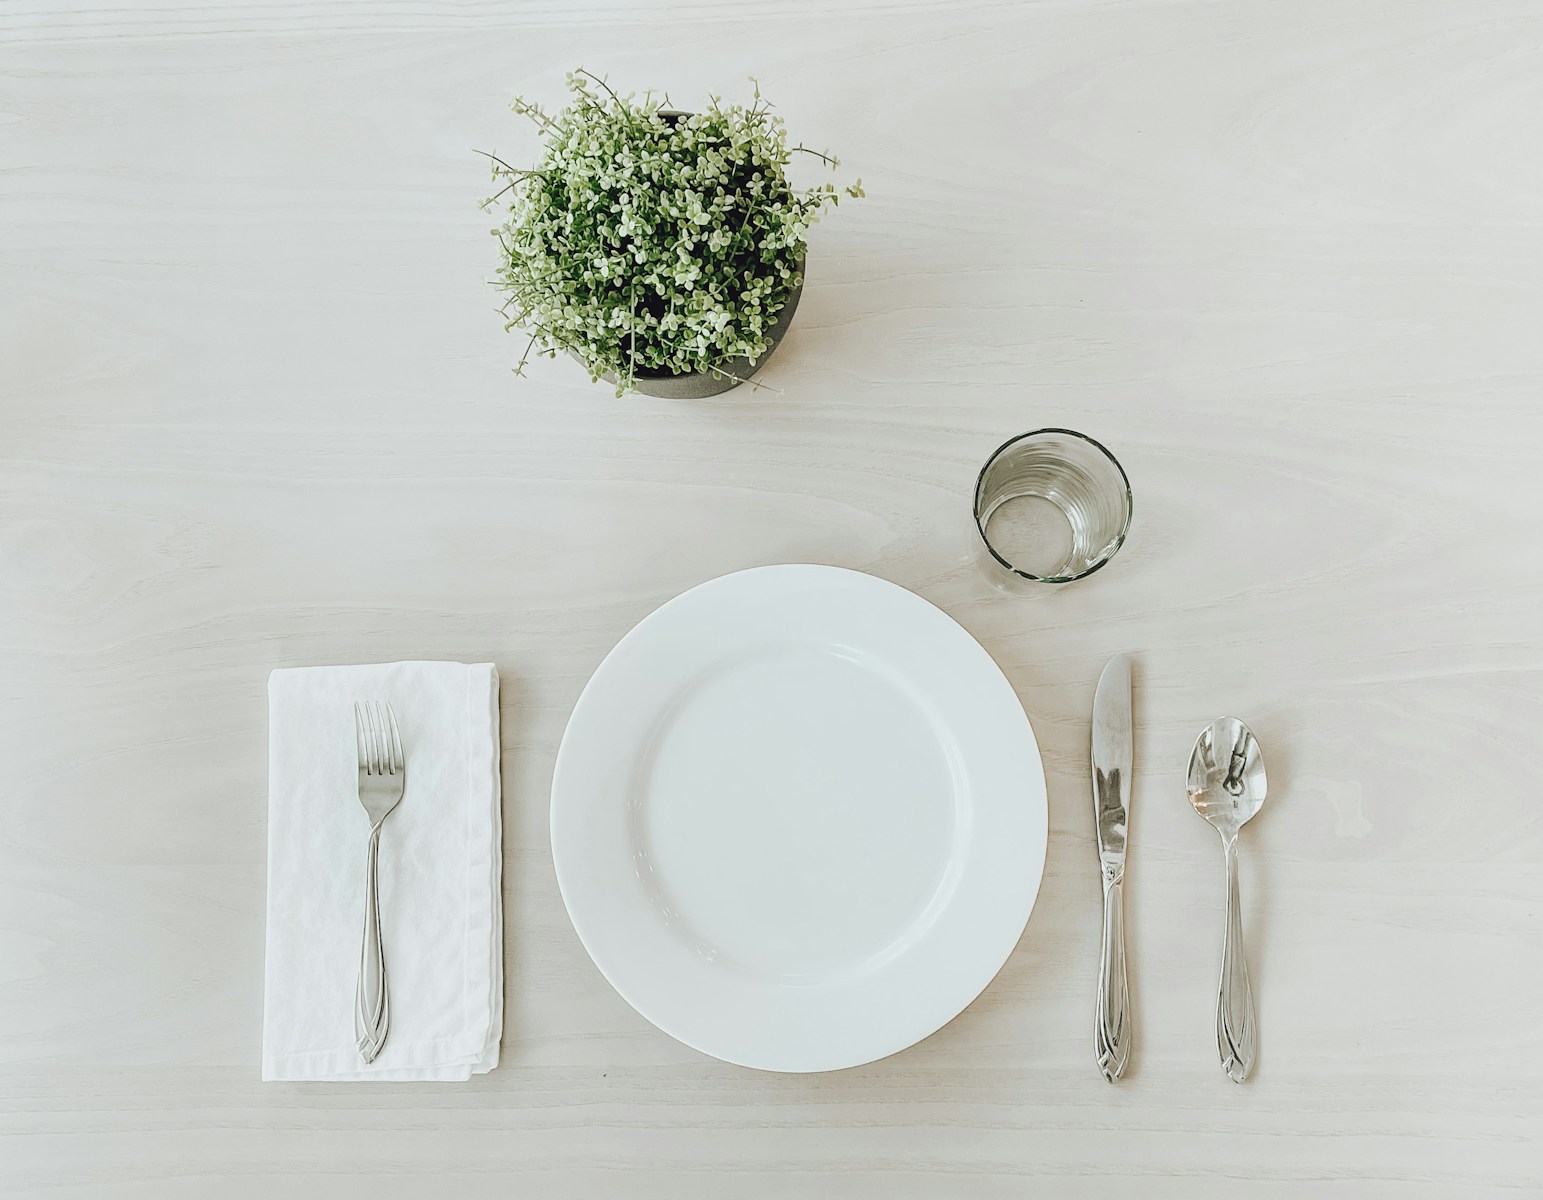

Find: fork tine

[354,700,369,773]
[358,700,370,777]
[384,703,403,775]
[366,700,386,777]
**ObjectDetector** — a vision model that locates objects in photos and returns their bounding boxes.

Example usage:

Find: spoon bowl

[1187,716,1267,839]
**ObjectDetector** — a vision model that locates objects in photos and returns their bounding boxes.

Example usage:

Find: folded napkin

[263,661,502,1081]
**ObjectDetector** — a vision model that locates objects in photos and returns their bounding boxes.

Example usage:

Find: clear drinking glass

[973,428,1133,591]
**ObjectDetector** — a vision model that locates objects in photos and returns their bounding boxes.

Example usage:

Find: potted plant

[482,70,861,398]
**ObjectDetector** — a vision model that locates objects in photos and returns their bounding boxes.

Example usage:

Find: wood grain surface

[3,0,1542,1194]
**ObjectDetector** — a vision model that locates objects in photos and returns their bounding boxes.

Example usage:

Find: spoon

[1187,717,1267,1082]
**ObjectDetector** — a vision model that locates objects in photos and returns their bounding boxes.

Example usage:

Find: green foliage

[483,70,861,395]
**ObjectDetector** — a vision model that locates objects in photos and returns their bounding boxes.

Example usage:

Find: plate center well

[636,645,960,983]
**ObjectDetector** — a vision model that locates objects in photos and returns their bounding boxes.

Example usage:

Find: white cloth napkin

[262,661,502,1081]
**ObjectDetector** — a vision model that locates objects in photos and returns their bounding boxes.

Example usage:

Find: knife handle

[1217,836,1256,1082]
[1095,872,1131,1082]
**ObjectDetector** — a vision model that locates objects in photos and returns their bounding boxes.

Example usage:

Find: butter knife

[1092,653,1133,1082]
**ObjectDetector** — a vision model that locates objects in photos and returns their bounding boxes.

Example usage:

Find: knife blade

[1092,652,1133,1082]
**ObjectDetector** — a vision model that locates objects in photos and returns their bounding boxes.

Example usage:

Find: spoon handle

[1095,871,1131,1081]
[1217,836,1256,1082]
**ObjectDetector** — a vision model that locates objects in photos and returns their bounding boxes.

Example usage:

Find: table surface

[4,0,1542,1195]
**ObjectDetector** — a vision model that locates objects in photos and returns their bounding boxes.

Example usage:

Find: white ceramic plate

[550,565,1047,1072]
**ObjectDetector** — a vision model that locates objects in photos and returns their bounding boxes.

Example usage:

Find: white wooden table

[4,1,1542,1194]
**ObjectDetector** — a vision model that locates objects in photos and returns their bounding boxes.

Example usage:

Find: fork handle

[355,822,389,1062]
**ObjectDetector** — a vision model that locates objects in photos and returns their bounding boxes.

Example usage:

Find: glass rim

[973,427,1134,585]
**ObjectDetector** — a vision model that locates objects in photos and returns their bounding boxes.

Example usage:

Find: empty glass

[973,428,1132,591]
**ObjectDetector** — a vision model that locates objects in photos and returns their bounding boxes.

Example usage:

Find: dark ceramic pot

[599,271,803,398]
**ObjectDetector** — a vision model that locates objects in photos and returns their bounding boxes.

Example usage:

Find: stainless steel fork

[353,699,405,1063]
